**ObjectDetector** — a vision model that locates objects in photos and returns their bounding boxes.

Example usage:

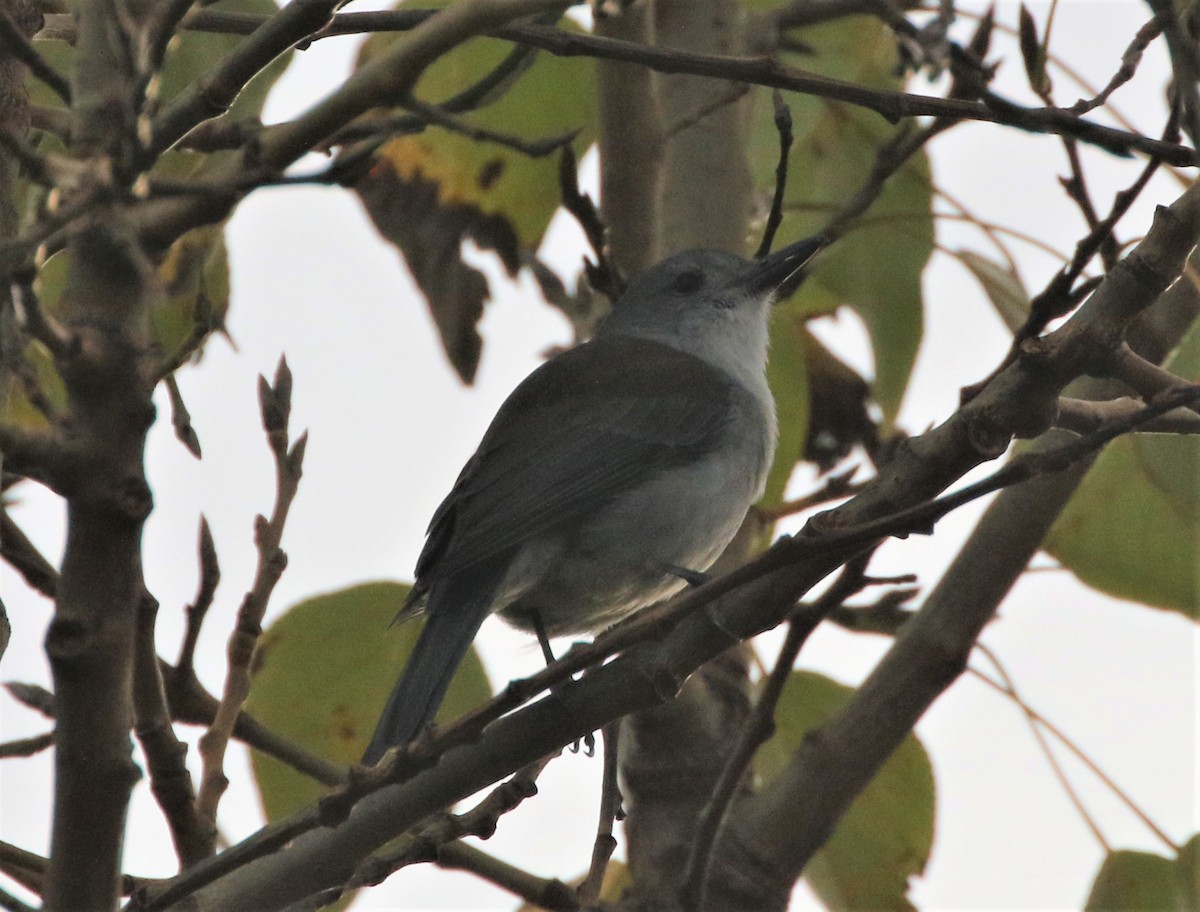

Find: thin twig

[1147,0,1200,146]
[755,90,792,258]
[0,883,36,912]
[558,145,624,299]
[195,357,306,850]
[165,374,202,458]
[969,648,1179,853]
[139,0,200,79]
[0,509,59,597]
[0,422,69,491]
[162,660,346,787]
[176,516,219,676]
[170,8,1198,164]
[9,270,72,356]
[3,682,55,717]
[680,557,872,912]
[0,126,54,188]
[0,731,54,758]
[1068,18,1164,115]
[132,592,214,867]
[148,0,346,158]
[1055,395,1200,434]
[578,723,621,905]
[1106,343,1200,404]
[438,842,578,911]
[973,643,1109,850]
[0,7,70,104]
[321,40,541,156]
[0,838,159,899]
[400,94,577,157]
[347,757,556,891]
[759,467,863,522]
[1020,102,1180,342]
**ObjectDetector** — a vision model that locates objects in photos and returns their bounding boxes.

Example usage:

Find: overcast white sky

[0,1,1196,910]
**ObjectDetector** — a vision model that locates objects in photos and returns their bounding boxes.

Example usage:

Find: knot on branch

[45,614,94,660]
[964,413,1012,458]
[112,475,154,521]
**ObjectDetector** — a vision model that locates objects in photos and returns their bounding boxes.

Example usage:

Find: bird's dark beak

[745,234,828,302]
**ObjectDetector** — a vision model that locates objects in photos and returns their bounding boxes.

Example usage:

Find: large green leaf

[1045,321,1200,618]
[756,671,935,910]
[353,10,597,383]
[357,12,596,249]
[245,581,492,822]
[763,308,810,507]
[750,15,933,428]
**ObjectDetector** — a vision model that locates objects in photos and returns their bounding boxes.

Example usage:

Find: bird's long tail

[361,586,492,765]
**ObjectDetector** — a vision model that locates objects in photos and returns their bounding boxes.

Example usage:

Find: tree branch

[0,4,68,104]
[195,358,305,853]
[717,196,1200,896]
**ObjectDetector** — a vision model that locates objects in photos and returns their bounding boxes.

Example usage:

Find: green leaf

[1046,321,1200,618]
[357,15,596,249]
[763,309,810,507]
[756,671,934,910]
[153,226,231,366]
[245,582,492,822]
[749,16,933,426]
[353,11,597,383]
[1085,850,1178,911]
[1178,835,1200,912]
[957,250,1030,332]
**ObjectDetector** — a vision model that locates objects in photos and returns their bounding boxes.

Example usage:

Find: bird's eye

[672,270,704,294]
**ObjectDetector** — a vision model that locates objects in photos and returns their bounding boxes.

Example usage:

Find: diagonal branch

[0,5,69,103]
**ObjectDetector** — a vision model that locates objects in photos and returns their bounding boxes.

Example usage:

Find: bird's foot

[664,563,710,587]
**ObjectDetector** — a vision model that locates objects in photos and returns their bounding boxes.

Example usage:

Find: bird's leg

[531,609,557,666]
[664,563,710,587]
[531,608,595,757]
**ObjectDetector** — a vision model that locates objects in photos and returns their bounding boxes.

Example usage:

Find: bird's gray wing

[412,335,742,590]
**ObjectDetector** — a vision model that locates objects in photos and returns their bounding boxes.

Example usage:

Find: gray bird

[363,235,825,764]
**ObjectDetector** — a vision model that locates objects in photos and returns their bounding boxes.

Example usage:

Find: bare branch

[176,516,219,676]
[755,90,792,259]
[436,842,578,911]
[10,270,71,356]
[346,757,555,893]
[0,730,53,757]
[971,643,1110,851]
[0,422,68,488]
[132,591,214,867]
[164,374,201,458]
[577,723,621,905]
[0,883,36,912]
[1068,18,1163,115]
[759,467,864,522]
[195,358,305,850]
[969,650,1179,852]
[558,145,624,300]
[1146,0,1200,145]
[1055,395,1200,435]
[0,507,59,597]
[680,559,872,912]
[0,5,69,103]
[1106,342,1200,402]
[148,0,344,158]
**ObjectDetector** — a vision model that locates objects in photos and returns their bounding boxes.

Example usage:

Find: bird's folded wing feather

[413,335,740,585]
